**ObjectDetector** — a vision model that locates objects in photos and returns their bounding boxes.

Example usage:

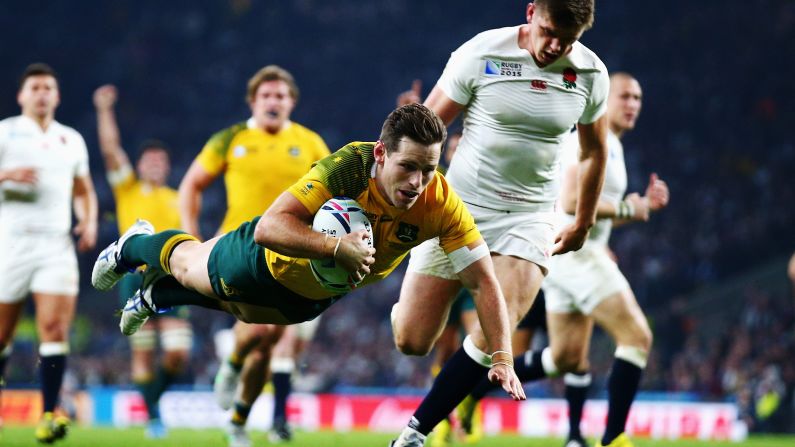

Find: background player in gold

[177,65,330,445]
[93,84,192,439]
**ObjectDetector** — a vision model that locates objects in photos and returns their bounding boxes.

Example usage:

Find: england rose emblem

[563,68,577,89]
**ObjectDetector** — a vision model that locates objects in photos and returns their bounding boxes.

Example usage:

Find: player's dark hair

[136,139,171,161]
[380,103,447,154]
[246,65,300,103]
[534,0,595,30]
[19,63,58,90]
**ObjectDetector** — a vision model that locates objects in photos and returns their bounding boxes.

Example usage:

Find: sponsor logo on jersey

[395,222,419,243]
[288,146,301,157]
[484,59,523,77]
[299,182,314,196]
[563,68,577,89]
[530,79,548,91]
[233,145,247,157]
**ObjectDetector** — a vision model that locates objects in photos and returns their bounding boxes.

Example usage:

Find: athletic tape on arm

[448,243,490,273]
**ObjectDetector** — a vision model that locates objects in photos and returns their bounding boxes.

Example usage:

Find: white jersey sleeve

[72,131,90,178]
[437,41,481,106]
[579,60,610,124]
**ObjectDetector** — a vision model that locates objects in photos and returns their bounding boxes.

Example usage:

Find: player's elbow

[253,218,272,247]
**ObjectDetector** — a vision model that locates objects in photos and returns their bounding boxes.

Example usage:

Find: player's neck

[609,124,625,140]
[254,118,291,134]
[23,111,54,131]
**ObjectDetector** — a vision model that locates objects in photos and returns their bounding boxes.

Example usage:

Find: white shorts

[407,203,556,279]
[542,244,629,315]
[0,232,79,303]
[293,317,321,341]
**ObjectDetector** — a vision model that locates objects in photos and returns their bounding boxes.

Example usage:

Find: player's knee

[162,350,189,372]
[551,347,582,373]
[38,319,69,341]
[393,332,433,356]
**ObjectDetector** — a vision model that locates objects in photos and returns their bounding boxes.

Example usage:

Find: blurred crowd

[2,0,794,434]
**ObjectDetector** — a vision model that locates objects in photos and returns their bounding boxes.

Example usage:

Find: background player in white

[0,63,98,443]
[391,2,609,445]
[543,71,668,447]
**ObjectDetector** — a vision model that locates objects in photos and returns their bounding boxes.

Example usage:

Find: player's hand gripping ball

[310,197,374,293]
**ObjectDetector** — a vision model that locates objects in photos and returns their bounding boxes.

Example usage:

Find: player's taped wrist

[616,199,635,219]
[490,350,514,368]
[332,237,342,259]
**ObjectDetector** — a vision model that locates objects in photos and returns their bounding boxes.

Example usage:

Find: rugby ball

[310,197,374,293]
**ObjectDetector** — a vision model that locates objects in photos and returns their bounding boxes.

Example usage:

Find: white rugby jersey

[558,130,627,247]
[440,26,609,212]
[0,115,89,234]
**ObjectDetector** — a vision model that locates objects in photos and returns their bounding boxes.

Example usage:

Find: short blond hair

[246,65,299,103]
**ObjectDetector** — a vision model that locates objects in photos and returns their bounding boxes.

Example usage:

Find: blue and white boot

[92,219,154,291]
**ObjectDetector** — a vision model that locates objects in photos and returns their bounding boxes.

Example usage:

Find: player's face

[249,80,295,133]
[525,4,585,67]
[17,75,60,119]
[374,138,441,210]
[137,148,170,185]
[607,76,643,132]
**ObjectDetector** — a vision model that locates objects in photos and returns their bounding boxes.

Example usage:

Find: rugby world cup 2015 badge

[484,59,523,77]
[395,222,419,243]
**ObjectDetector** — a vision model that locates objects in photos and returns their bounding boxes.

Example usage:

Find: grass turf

[0,426,792,447]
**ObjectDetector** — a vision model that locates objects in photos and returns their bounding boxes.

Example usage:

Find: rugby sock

[470,347,556,400]
[271,358,295,428]
[411,340,489,435]
[39,343,69,413]
[150,276,223,311]
[228,352,244,371]
[0,345,10,387]
[231,400,253,426]
[134,376,157,419]
[120,231,197,273]
[564,372,592,440]
[143,366,179,421]
[602,352,644,445]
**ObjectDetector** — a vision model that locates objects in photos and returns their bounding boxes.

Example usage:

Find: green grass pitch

[1,427,792,447]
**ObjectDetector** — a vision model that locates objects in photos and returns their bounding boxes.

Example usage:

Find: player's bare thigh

[33,293,77,342]
[590,289,652,350]
[392,272,461,356]
[168,236,221,297]
[490,254,545,327]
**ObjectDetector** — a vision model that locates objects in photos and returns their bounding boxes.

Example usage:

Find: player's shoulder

[203,120,248,153]
[457,26,520,55]
[210,120,249,141]
[311,141,374,197]
[288,121,323,139]
[52,120,85,139]
[421,172,454,206]
[567,41,608,73]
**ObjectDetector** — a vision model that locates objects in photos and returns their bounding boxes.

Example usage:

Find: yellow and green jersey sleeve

[196,121,330,234]
[268,142,481,299]
[110,167,180,234]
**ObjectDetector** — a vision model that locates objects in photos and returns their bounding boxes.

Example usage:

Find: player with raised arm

[178,65,329,445]
[0,63,98,443]
[93,84,191,439]
[390,1,609,445]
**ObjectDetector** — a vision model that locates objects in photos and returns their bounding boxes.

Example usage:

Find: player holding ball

[91,103,525,402]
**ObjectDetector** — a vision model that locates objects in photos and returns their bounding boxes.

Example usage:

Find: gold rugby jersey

[196,119,330,234]
[267,142,481,299]
[110,168,180,234]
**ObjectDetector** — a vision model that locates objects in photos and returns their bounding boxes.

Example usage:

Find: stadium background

[1,0,793,441]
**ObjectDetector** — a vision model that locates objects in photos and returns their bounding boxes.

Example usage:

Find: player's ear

[374,140,387,164]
